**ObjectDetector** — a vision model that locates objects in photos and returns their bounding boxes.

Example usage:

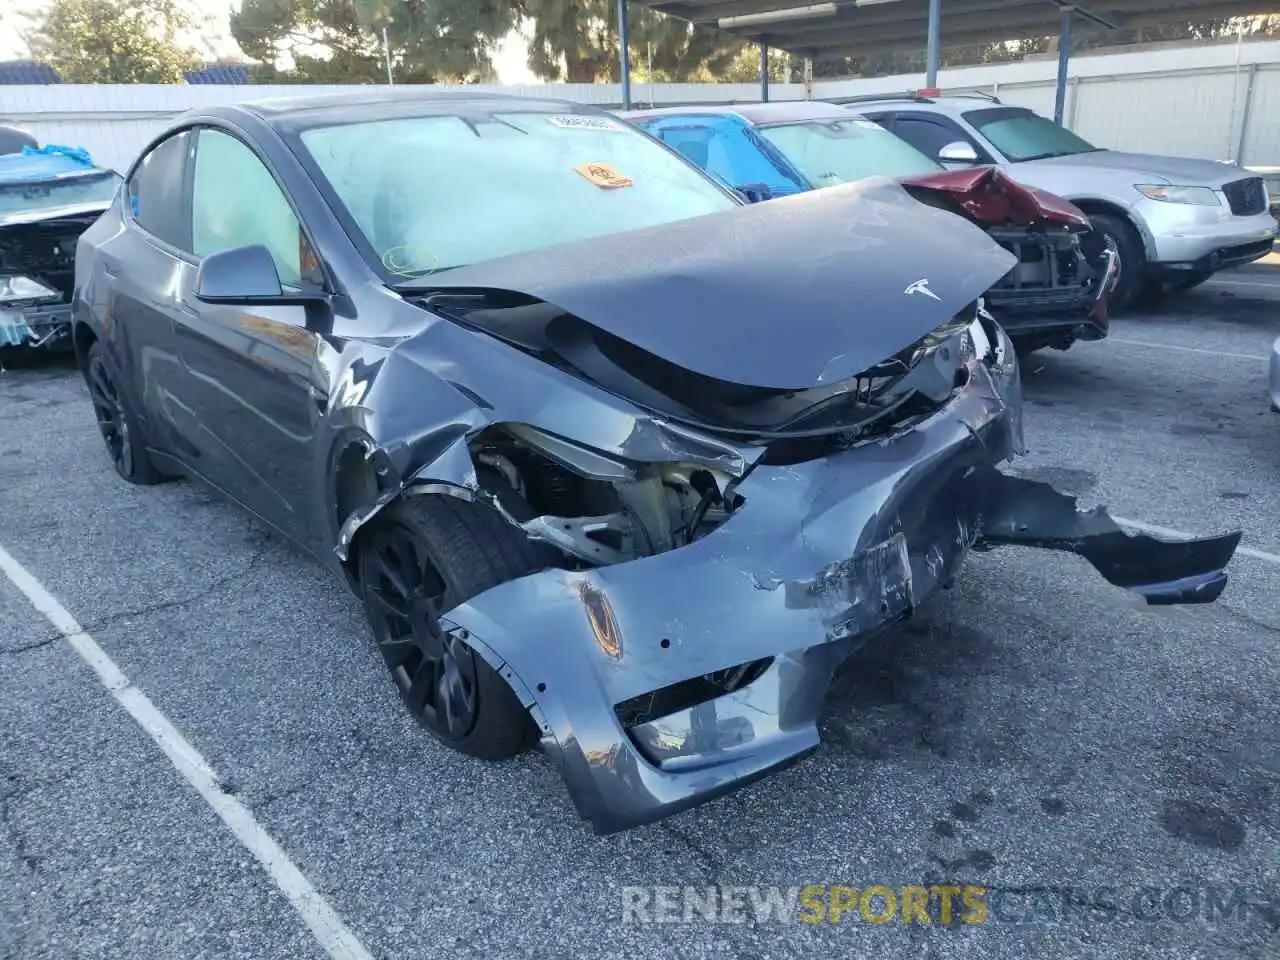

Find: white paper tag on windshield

[852,118,880,129]
[546,114,623,132]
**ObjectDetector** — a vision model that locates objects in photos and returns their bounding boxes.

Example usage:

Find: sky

[0,0,540,83]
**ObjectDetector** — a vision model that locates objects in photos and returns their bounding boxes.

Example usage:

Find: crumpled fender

[323,316,763,562]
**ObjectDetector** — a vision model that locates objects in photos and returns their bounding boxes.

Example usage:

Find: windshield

[755,118,942,186]
[963,107,1098,161]
[0,169,121,217]
[298,110,739,279]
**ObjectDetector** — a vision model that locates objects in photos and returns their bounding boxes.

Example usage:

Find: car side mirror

[938,140,980,164]
[195,244,328,308]
[735,182,774,204]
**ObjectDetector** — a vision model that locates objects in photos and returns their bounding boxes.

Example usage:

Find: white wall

[2,38,1278,175]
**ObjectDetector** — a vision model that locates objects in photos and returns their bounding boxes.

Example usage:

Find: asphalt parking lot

[1,262,1278,960]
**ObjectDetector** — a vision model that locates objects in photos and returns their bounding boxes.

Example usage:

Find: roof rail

[822,89,1003,106]
[947,89,1002,103]
[821,91,933,106]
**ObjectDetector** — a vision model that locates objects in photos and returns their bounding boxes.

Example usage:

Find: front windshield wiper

[1015,147,1102,162]
[389,265,467,288]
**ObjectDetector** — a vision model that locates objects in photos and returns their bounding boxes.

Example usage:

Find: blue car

[621,101,1118,354]
[0,144,122,349]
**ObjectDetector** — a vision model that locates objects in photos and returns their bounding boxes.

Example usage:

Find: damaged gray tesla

[72,91,1241,834]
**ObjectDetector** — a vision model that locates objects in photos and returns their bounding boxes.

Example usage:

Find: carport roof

[633,0,1280,56]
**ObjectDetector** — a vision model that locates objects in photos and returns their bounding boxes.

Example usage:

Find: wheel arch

[326,428,483,589]
[72,320,98,373]
[1065,197,1155,261]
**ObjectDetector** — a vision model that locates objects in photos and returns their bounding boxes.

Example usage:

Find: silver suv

[835,93,1278,309]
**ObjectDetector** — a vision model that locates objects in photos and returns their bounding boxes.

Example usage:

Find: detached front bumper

[983,230,1119,347]
[0,302,72,349]
[440,326,1240,834]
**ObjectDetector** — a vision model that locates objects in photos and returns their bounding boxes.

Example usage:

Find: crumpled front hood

[1020,150,1246,186]
[414,177,1017,391]
[899,166,1090,227]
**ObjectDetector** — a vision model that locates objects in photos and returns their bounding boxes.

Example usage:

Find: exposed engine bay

[0,220,85,302]
[424,294,987,570]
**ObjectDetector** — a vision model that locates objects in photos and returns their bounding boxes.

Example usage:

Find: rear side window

[127,130,192,250]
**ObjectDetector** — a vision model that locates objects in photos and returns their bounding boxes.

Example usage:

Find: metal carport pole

[925,0,942,88]
[618,0,632,109]
[1054,6,1073,124]
[760,41,770,102]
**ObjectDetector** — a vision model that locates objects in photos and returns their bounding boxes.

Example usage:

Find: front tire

[84,340,165,485]
[356,494,553,760]
[1088,213,1145,312]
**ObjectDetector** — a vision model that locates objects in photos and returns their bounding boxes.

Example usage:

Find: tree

[714,46,796,84]
[231,0,517,83]
[522,0,745,82]
[28,0,198,83]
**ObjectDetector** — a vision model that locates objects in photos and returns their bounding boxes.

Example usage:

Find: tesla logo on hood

[904,278,941,301]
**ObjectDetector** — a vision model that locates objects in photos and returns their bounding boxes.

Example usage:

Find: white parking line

[0,542,374,960]
[1203,277,1280,290]
[1107,338,1269,362]
[1113,516,1280,567]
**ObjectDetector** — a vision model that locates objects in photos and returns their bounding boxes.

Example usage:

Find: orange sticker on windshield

[575,162,633,189]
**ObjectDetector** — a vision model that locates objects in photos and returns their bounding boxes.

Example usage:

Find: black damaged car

[72,91,1242,833]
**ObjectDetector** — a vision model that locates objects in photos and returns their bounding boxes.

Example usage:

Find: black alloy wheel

[360,520,481,741]
[87,351,131,476]
[84,341,162,484]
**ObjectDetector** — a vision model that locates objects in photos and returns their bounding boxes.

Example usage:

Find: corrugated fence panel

[1240,66,1280,166]
[4,40,1280,171]
[17,117,167,173]
[1071,70,1240,160]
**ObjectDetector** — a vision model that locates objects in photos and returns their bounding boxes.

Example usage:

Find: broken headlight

[0,275,61,305]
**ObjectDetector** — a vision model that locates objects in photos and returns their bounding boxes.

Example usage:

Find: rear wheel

[84,340,165,485]
[1088,213,1145,312]
[356,494,553,760]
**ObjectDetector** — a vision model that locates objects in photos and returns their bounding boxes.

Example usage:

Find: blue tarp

[0,144,101,186]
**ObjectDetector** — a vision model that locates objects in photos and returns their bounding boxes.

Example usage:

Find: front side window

[296,110,740,280]
[757,118,944,187]
[191,128,302,287]
[128,130,192,249]
[964,107,1098,162]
